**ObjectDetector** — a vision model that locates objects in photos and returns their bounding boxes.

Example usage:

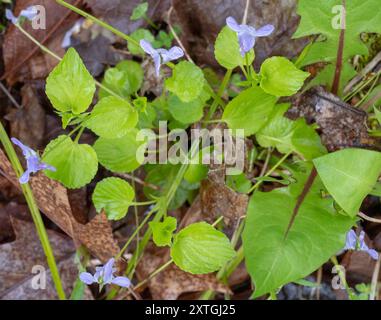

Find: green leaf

[374,106,381,125]
[130,2,148,20]
[149,216,177,247]
[260,57,310,97]
[293,0,381,94]
[214,26,255,69]
[226,173,252,193]
[92,177,135,220]
[99,60,144,99]
[222,86,277,136]
[257,104,326,160]
[42,135,98,189]
[242,174,355,298]
[165,61,205,102]
[128,28,155,55]
[94,129,146,173]
[46,48,95,114]
[85,96,138,139]
[313,148,381,217]
[171,222,236,274]
[168,88,210,124]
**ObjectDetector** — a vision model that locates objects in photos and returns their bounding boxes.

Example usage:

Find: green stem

[134,259,173,290]
[129,200,157,206]
[55,0,139,46]
[331,256,356,300]
[247,152,292,194]
[143,15,159,30]
[0,122,66,299]
[206,69,232,120]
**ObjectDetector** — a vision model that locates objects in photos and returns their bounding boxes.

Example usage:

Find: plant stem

[0,122,66,299]
[247,151,292,194]
[56,0,139,46]
[134,259,173,290]
[206,69,232,120]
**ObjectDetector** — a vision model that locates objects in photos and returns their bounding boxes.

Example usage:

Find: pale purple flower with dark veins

[343,230,379,260]
[5,6,38,25]
[11,138,56,184]
[79,258,131,288]
[140,39,184,77]
[226,16,274,56]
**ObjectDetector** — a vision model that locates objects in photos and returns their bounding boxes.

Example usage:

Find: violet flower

[79,258,131,288]
[226,16,274,56]
[11,138,56,184]
[140,39,184,77]
[343,230,379,260]
[5,6,38,25]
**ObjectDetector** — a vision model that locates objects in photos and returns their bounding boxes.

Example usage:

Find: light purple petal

[160,46,184,63]
[5,9,18,24]
[366,249,379,261]
[153,53,161,77]
[19,170,31,184]
[111,276,131,287]
[19,6,38,21]
[11,137,36,158]
[38,162,56,172]
[344,230,357,250]
[226,16,242,32]
[238,33,255,56]
[102,258,115,284]
[79,272,96,285]
[255,24,275,37]
[140,39,156,55]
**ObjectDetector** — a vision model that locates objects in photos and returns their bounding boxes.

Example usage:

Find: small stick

[114,172,160,191]
[370,254,381,300]
[242,0,250,24]
[358,211,381,224]
[166,6,194,63]
[0,82,22,109]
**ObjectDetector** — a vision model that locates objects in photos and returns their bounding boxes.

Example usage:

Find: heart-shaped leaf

[313,148,381,217]
[42,135,98,188]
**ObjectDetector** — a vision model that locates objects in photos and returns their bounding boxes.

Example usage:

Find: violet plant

[3,0,381,300]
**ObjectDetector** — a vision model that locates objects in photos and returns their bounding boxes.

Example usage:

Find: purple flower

[140,40,184,77]
[5,6,38,25]
[11,138,56,184]
[343,230,379,260]
[226,16,274,56]
[79,258,131,288]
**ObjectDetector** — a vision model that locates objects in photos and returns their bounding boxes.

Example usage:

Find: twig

[344,51,381,95]
[358,211,381,224]
[166,6,194,63]
[115,172,160,191]
[242,0,250,24]
[370,254,381,300]
[0,82,22,109]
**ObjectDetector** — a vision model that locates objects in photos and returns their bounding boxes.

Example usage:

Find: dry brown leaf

[136,246,230,300]
[5,84,45,150]
[0,216,92,299]
[288,87,374,152]
[0,148,119,262]
[200,169,248,227]
[3,0,78,84]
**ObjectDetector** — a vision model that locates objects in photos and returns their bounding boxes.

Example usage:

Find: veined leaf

[149,216,177,247]
[85,96,138,139]
[214,26,255,70]
[260,57,310,97]
[222,86,277,136]
[243,174,355,298]
[94,129,146,173]
[92,177,135,220]
[313,148,381,217]
[293,0,381,94]
[42,135,98,189]
[171,222,236,274]
[46,48,95,114]
[99,60,144,99]
[165,61,206,102]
